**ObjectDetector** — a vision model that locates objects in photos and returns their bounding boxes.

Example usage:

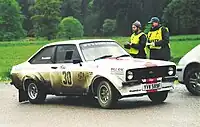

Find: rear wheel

[26,80,46,104]
[185,68,200,96]
[97,80,118,109]
[148,91,168,104]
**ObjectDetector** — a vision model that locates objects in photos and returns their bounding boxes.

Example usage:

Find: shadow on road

[20,96,169,109]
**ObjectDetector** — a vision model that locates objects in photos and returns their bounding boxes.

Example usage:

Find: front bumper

[119,76,177,97]
[176,65,185,83]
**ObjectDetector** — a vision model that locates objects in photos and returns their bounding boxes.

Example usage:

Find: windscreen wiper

[94,55,113,61]
[115,54,130,59]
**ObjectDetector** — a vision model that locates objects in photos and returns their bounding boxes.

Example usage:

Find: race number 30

[62,71,73,86]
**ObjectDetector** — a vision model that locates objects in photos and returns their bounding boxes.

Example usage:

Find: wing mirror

[73,59,82,64]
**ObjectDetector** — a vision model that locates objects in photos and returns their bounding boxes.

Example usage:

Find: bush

[102,19,116,36]
[57,17,84,39]
[0,0,26,41]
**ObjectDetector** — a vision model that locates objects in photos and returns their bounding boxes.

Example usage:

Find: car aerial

[176,44,200,96]
[10,39,177,108]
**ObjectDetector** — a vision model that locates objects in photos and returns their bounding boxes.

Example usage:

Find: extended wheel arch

[22,74,45,91]
[22,75,48,104]
[183,62,200,83]
[89,75,122,98]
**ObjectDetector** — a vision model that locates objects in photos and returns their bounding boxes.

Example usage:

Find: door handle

[51,67,58,69]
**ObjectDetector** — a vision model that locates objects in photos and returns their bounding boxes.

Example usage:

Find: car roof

[45,39,115,47]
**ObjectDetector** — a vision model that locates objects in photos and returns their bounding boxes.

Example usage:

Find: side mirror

[73,59,82,64]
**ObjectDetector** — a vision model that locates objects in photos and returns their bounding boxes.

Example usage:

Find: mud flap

[19,89,28,102]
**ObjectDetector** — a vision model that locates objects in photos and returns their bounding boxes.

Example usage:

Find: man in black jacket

[147,17,171,61]
[124,20,147,59]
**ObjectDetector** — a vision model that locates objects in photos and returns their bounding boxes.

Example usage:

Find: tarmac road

[0,83,200,127]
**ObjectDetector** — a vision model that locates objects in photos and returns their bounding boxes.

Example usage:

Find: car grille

[126,65,176,81]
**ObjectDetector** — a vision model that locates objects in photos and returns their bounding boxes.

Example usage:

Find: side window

[56,45,81,63]
[29,46,55,64]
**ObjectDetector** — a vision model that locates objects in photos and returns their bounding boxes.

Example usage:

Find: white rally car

[176,44,200,96]
[10,39,177,108]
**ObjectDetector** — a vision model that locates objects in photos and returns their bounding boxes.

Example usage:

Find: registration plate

[143,83,161,91]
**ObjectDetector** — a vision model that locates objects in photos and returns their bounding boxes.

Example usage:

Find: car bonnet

[94,57,175,70]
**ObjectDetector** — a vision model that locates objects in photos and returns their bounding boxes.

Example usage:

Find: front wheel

[26,80,46,104]
[185,68,200,96]
[97,80,118,109]
[148,91,168,104]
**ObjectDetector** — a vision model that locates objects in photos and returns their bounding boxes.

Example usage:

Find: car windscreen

[80,41,128,61]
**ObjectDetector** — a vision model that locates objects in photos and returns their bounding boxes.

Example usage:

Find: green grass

[0,35,200,81]
[170,34,200,41]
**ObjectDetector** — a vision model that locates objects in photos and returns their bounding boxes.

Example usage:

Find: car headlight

[127,71,134,80]
[168,67,174,76]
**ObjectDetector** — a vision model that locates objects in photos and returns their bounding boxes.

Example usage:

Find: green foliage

[88,0,94,10]
[84,13,100,36]
[102,19,116,36]
[0,0,26,41]
[163,0,200,34]
[57,17,84,39]
[143,23,152,34]
[61,0,82,20]
[17,0,35,34]
[30,0,62,40]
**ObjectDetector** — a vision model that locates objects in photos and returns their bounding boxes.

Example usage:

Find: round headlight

[168,67,174,75]
[127,71,134,80]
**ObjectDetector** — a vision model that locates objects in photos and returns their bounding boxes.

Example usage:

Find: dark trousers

[150,48,171,61]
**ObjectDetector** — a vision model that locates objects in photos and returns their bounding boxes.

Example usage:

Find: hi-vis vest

[147,27,169,49]
[129,32,145,54]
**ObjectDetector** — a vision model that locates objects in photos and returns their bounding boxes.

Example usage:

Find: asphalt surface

[0,83,200,127]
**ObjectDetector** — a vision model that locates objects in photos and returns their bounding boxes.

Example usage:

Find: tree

[17,0,35,36]
[81,0,88,26]
[30,0,62,40]
[0,0,26,41]
[61,0,82,21]
[163,0,200,34]
[102,19,116,36]
[57,17,84,39]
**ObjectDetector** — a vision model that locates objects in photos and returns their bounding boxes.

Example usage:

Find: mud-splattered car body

[10,39,177,108]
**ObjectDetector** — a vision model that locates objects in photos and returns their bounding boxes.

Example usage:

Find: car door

[50,44,88,95]
[28,46,56,86]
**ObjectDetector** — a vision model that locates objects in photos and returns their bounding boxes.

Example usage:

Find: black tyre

[185,68,200,96]
[97,80,118,109]
[148,91,168,104]
[26,80,46,104]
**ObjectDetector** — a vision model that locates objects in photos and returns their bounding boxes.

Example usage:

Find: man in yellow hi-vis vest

[124,20,147,59]
[147,17,171,61]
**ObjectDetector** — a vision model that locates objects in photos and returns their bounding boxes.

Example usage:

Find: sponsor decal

[111,68,124,75]
[41,56,51,60]
[146,78,157,84]
[144,62,157,67]
[78,72,85,80]
[60,65,66,69]
[88,72,93,75]
[81,42,116,49]
[77,72,93,81]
